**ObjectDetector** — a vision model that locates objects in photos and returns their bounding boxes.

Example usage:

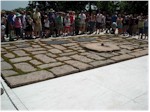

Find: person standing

[122,14,129,36]
[128,14,134,37]
[14,14,22,39]
[33,8,42,38]
[79,11,86,34]
[64,14,71,36]
[138,15,144,39]
[105,14,111,34]
[144,15,148,39]
[96,12,103,34]
[117,14,123,35]
[7,11,15,40]
[89,13,96,34]
[25,15,33,39]
[74,13,81,35]
[111,13,117,34]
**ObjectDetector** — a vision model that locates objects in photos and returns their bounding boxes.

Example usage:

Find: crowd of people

[1,8,148,42]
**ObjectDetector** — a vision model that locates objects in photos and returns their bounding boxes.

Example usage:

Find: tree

[27,1,148,15]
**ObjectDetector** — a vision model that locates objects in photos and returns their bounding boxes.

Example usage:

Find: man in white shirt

[79,11,86,34]
[96,12,103,34]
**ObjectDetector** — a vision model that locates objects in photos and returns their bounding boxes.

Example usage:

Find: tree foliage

[16,1,148,15]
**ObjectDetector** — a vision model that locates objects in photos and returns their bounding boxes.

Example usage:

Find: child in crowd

[14,14,22,39]
[64,14,71,36]
[43,15,50,38]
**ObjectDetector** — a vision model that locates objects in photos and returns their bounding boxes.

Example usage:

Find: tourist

[111,13,117,34]
[33,8,42,38]
[1,23,6,42]
[74,12,81,35]
[7,11,15,40]
[55,13,63,37]
[138,15,144,39]
[14,13,22,39]
[132,14,138,36]
[122,14,129,36]
[96,11,103,34]
[85,12,90,33]
[25,15,33,39]
[1,13,7,41]
[48,9,55,37]
[105,14,111,34]
[117,14,123,35]
[144,15,148,39]
[69,11,75,35]
[21,11,27,39]
[89,13,96,34]
[128,14,134,37]
[64,14,71,36]
[79,11,86,34]
[101,13,106,32]
[43,15,50,38]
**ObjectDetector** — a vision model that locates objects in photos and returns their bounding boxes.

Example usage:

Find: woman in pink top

[14,15,22,39]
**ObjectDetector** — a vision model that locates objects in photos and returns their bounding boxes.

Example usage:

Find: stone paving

[1,35,148,88]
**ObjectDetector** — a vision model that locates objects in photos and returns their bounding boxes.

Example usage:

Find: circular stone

[81,43,120,52]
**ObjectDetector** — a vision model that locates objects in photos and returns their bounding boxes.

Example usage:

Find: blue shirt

[7,14,14,25]
[111,15,117,22]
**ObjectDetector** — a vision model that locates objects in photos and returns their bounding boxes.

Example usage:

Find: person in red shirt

[69,11,75,35]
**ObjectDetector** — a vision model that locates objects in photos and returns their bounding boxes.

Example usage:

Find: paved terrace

[1,34,148,88]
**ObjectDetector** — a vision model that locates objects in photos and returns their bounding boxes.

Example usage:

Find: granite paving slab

[73,38,96,42]
[42,40,71,45]
[29,60,43,65]
[14,62,36,72]
[1,57,4,61]
[34,54,56,63]
[46,53,57,58]
[70,55,93,63]
[1,35,148,88]
[59,52,78,56]
[38,62,63,69]
[13,50,28,56]
[65,60,92,71]
[31,51,47,55]
[9,56,32,63]
[49,49,63,54]
[1,70,18,77]
[90,59,115,67]
[111,54,135,62]
[4,53,16,58]
[51,45,66,50]
[1,62,13,70]
[56,57,71,61]
[82,53,105,60]
[50,65,79,76]
[5,70,55,88]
